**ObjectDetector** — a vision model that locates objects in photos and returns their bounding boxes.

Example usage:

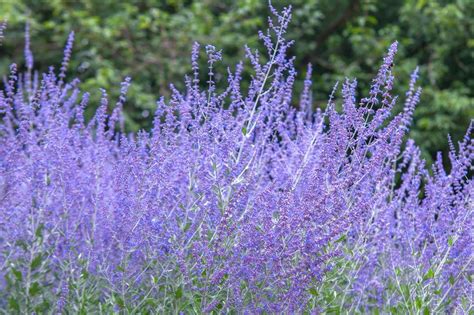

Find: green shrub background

[1,0,472,162]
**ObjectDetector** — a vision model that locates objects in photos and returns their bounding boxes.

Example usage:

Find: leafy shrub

[2,0,473,161]
[0,5,472,313]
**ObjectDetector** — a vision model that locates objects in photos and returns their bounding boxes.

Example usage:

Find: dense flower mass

[0,5,472,314]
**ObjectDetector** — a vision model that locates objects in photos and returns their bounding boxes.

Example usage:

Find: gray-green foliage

[2,229,470,314]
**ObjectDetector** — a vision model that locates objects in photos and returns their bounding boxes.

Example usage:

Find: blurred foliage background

[0,0,472,162]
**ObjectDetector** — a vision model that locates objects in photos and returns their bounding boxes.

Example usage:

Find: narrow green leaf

[115,295,125,309]
[11,268,22,282]
[415,296,422,309]
[31,254,43,270]
[35,223,45,239]
[8,297,20,312]
[449,275,455,285]
[29,281,41,296]
[448,236,454,247]
[175,286,183,299]
[423,268,435,281]
[183,222,191,232]
[81,269,89,279]
[394,267,402,277]
[335,234,347,243]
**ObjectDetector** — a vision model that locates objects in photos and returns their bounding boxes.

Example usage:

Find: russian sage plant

[0,5,472,314]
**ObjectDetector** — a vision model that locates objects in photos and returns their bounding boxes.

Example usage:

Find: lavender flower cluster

[0,5,472,314]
